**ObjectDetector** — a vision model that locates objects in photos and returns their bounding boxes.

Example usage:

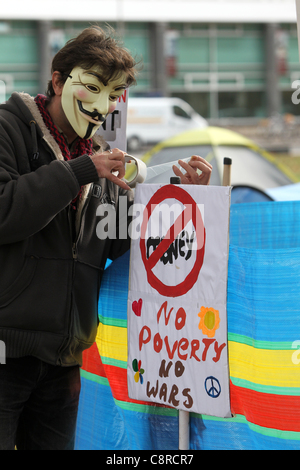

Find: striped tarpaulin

[75,200,300,450]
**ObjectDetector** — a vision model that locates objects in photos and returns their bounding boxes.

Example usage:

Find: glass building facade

[0,19,299,119]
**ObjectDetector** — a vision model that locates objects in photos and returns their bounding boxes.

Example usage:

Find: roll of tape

[125,155,147,188]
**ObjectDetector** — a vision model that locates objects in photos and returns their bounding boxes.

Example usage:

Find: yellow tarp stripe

[96,323,128,363]
[229,341,299,389]
[96,323,299,389]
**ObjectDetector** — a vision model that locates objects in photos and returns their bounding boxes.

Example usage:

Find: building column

[149,22,168,96]
[37,21,52,95]
[265,23,281,117]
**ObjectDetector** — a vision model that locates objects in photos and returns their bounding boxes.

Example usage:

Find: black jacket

[0,92,133,366]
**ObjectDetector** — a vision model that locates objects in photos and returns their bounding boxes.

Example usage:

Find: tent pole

[223,158,232,187]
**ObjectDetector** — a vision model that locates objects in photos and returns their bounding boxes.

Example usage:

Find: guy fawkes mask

[61,66,127,139]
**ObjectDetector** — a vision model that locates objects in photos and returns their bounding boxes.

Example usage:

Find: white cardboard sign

[96,88,129,152]
[127,184,232,418]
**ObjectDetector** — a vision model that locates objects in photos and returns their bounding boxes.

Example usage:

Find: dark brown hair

[46,25,139,98]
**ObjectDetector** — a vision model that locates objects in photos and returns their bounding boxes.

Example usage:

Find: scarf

[34,94,94,210]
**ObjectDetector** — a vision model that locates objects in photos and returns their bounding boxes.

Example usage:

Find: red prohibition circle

[140,185,206,297]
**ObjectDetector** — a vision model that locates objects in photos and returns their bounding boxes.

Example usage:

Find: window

[173,106,191,119]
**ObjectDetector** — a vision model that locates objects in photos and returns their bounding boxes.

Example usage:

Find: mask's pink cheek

[76,88,89,101]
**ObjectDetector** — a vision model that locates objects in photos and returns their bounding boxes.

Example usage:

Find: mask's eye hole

[86,84,100,93]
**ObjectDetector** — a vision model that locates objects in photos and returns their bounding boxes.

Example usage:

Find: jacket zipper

[58,185,93,365]
[72,243,78,260]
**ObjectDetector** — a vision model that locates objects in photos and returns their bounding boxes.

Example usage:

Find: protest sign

[127,184,232,418]
[96,88,129,152]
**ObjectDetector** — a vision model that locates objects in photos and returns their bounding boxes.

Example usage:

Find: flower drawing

[132,359,145,384]
[198,307,221,338]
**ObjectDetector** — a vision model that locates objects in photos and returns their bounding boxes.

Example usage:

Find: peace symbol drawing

[205,376,221,399]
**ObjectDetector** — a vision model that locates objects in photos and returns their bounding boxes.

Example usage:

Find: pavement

[224,117,300,155]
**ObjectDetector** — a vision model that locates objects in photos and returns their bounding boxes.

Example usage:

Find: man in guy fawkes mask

[0,26,212,450]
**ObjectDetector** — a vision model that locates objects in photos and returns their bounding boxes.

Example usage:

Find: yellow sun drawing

[198,307,221,338]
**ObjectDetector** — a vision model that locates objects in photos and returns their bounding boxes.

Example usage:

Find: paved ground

[225,117,300,155]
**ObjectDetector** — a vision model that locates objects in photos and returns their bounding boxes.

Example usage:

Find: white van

[126,97,208,151]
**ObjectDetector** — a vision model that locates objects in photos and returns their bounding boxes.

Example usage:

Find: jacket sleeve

[0,135,97,246]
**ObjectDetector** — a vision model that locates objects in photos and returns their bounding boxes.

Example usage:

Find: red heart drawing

[132,299,143,317]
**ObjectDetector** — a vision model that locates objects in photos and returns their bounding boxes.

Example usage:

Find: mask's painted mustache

[84,122,96,140]
[77,100,107,122]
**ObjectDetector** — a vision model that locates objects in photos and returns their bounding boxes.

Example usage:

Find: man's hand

[172,156,212,186]
[91,148,131,191]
